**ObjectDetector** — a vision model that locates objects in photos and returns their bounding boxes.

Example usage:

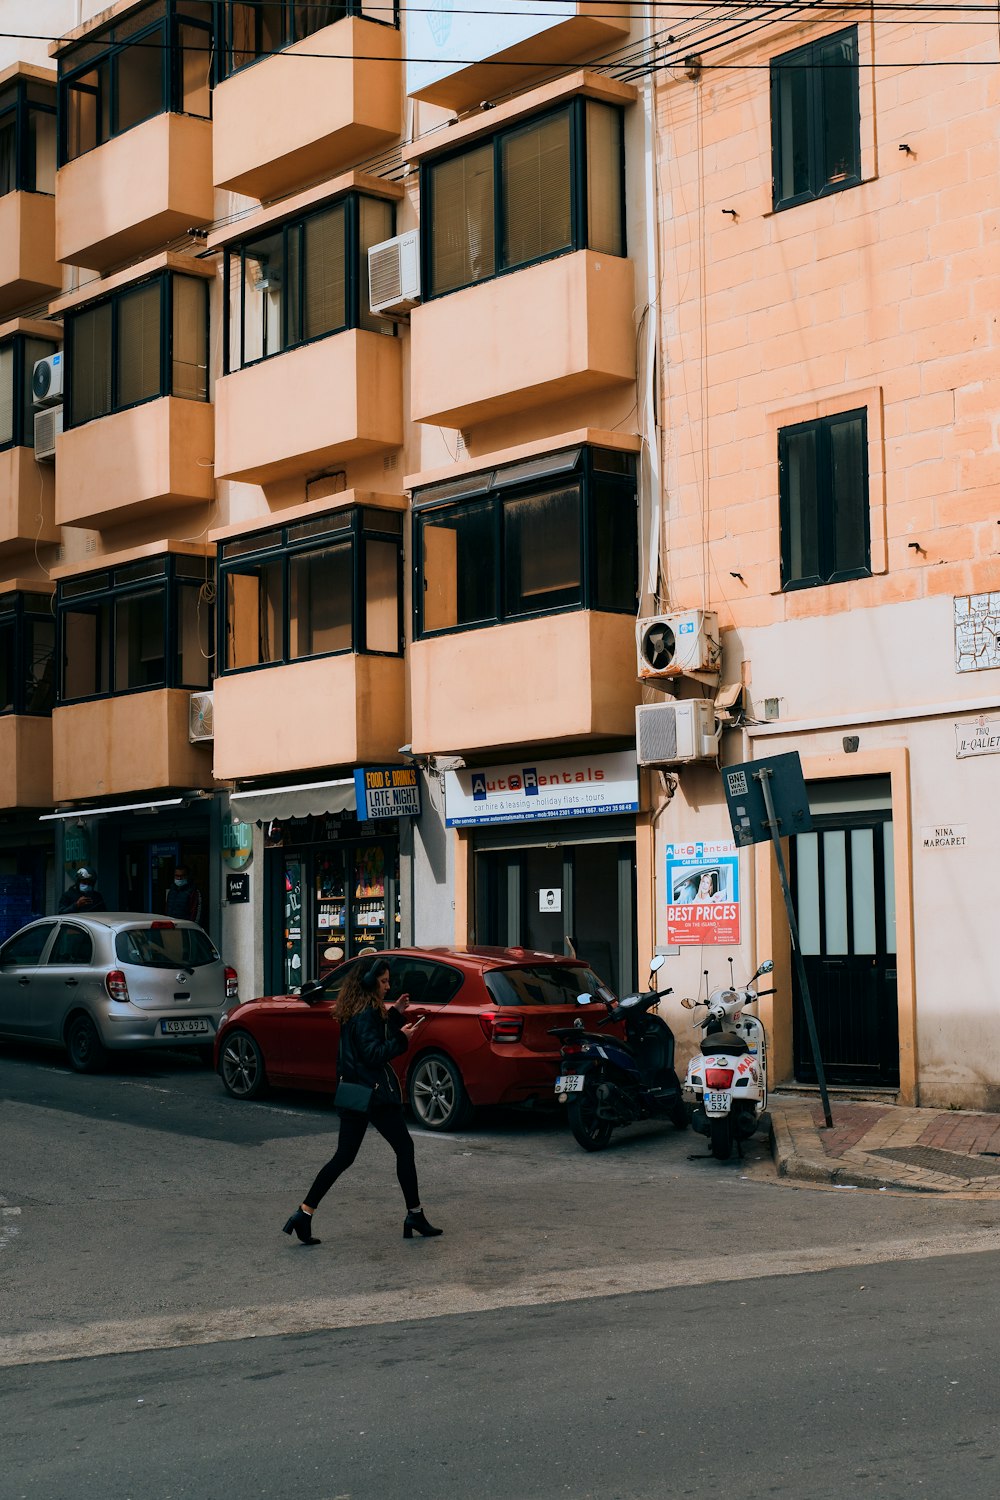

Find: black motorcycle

[549,957,688,1151]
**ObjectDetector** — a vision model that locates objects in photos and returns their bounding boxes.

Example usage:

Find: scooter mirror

[576,993,592,1005]
[649,954,666,974]
[679,996,696,1010]
[756,959,774,977]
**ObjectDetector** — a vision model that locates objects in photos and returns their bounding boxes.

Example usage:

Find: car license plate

[160,1018,210,1035]
[704,1089,730,1112]
[555,1075,584,1093]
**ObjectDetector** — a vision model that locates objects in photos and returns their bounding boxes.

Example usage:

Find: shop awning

[39,795,202,822]
[229,777,356,823]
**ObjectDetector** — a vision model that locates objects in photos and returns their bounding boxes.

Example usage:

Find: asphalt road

[3,1040,1000,1499]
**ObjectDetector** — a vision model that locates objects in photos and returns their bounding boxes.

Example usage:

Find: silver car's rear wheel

[219,1030,267,1100]
[407,1052,472,1132]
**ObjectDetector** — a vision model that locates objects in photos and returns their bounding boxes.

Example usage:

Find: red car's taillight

[224,966,238,1000]
[479,1011,524,1044]
[106,970,130,1003]
[705,1067,734,1089]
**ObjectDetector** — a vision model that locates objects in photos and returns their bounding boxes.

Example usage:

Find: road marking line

[1,1227,998,1368]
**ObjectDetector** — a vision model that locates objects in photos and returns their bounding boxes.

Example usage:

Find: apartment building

[649,9,1000,1107]
[1,2,659,999]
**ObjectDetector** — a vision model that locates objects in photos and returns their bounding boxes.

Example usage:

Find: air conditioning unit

[368,230,421,318]
[636,699,721,766]
[32,353,63,407]
[34,405,63,462]
[189,690,214,743]
[636,610,720,683]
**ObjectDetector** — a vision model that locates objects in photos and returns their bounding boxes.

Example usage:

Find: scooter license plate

[704,1090,730,1112]
[555,1075,585,1093]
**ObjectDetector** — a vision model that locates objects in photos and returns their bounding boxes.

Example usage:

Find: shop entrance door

[474,828,636,996]
[790,803,898,1088]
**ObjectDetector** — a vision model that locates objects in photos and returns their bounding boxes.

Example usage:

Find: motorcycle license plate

[704,1089,730,1112]
[555,1075,585,1093]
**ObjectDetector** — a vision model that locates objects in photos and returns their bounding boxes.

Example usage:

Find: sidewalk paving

[768,1091,1000,1194]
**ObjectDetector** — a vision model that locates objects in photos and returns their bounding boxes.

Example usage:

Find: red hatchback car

[214,946,616,1130]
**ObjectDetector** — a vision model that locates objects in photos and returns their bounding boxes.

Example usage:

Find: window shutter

[501,112,571,270]
[172,276,208,399]
[70,302,112,425]
[116,281,162,408]
[0,345,14,447]
[430,143,494,295]
[303,205,346,340]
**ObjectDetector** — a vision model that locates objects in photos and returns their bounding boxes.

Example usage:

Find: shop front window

[0,592,56,716]
[414,447,637,637]
[220,508,403,672]
[266,815,400,992]
[59,1,216,165]
[57,555,213,704]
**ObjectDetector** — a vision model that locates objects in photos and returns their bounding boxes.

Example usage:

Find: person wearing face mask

[164,865,203,925]
[57,867,107,914]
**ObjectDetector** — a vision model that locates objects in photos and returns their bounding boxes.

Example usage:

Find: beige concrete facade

[0,193,61,317]
[52,691,214,803]
[0,447,59,555]
[0,715,53,808]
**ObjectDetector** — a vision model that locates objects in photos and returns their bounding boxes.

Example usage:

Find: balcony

[0,194,60,316]
[213,18,403,203]
[56,115,214,272]
[410,252,635,431]
[213,655,405,781]
[407,4,630,113]
[52,691,212,803]
[0,448,59,555]
[215,331,402,487]
[55,398,215,531]
[409,612,639,756]
[0,716,52,809]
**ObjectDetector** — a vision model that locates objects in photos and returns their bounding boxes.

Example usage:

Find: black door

[790,812,899,1087]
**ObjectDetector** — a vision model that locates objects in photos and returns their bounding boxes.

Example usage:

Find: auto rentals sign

[444,751,639,827]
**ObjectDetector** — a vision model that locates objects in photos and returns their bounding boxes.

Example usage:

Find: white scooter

[680,959,775,1161]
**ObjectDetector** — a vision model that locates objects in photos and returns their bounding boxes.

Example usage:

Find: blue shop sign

[354,765,422,821]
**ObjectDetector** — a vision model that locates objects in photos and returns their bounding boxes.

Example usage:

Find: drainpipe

[639,25,663,615]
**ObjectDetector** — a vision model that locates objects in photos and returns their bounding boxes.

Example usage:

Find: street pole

[754,767,834,1129]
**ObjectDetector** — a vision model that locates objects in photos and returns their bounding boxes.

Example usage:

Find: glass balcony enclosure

[0,332,59,450]
[0,591,55,715]
[0,77,56,195]
[57,555,213,704]
[221,1,398,75]
[58,0,216,165]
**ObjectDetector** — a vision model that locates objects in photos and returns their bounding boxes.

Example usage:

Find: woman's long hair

[335,960,389,1022]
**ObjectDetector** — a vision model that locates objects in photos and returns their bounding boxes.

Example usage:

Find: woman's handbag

[334,1080,373,1112]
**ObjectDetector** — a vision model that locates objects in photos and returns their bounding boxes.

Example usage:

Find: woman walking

[283,958,443,1246]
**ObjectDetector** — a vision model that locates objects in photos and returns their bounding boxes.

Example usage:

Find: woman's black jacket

[337,1004,409,1105]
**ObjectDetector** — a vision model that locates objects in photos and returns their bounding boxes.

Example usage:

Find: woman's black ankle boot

[403,1209,443,1239]
[283,1207,321,1245]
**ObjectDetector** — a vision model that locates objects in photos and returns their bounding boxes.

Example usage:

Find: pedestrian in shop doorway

[57,867,107,914]
[282,958,443,1247]
[165,865,203,925]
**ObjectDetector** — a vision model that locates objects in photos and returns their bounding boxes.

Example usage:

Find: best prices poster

[665,841,741,946]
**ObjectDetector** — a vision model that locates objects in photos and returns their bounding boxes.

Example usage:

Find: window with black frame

[0,592,56,716]
[58,0,216,165]
[779,408,871,590]
[223,2,398,76]
[0,334,59,451]
[65,272,209,429]
[219,508,403,672]
[414,448,637,637]
[424,99,625,299]
[771,27,860,210]
[57,556,213,705]
[224,194,395,371]
[0,78,57,196]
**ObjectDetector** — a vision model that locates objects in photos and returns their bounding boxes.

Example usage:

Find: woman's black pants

[303,1104,420,1212]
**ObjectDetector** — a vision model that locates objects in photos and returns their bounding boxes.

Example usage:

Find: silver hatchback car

[0,914,238,1072]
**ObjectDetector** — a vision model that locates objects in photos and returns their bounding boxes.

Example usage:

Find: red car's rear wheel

[219,1030,267,1100]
